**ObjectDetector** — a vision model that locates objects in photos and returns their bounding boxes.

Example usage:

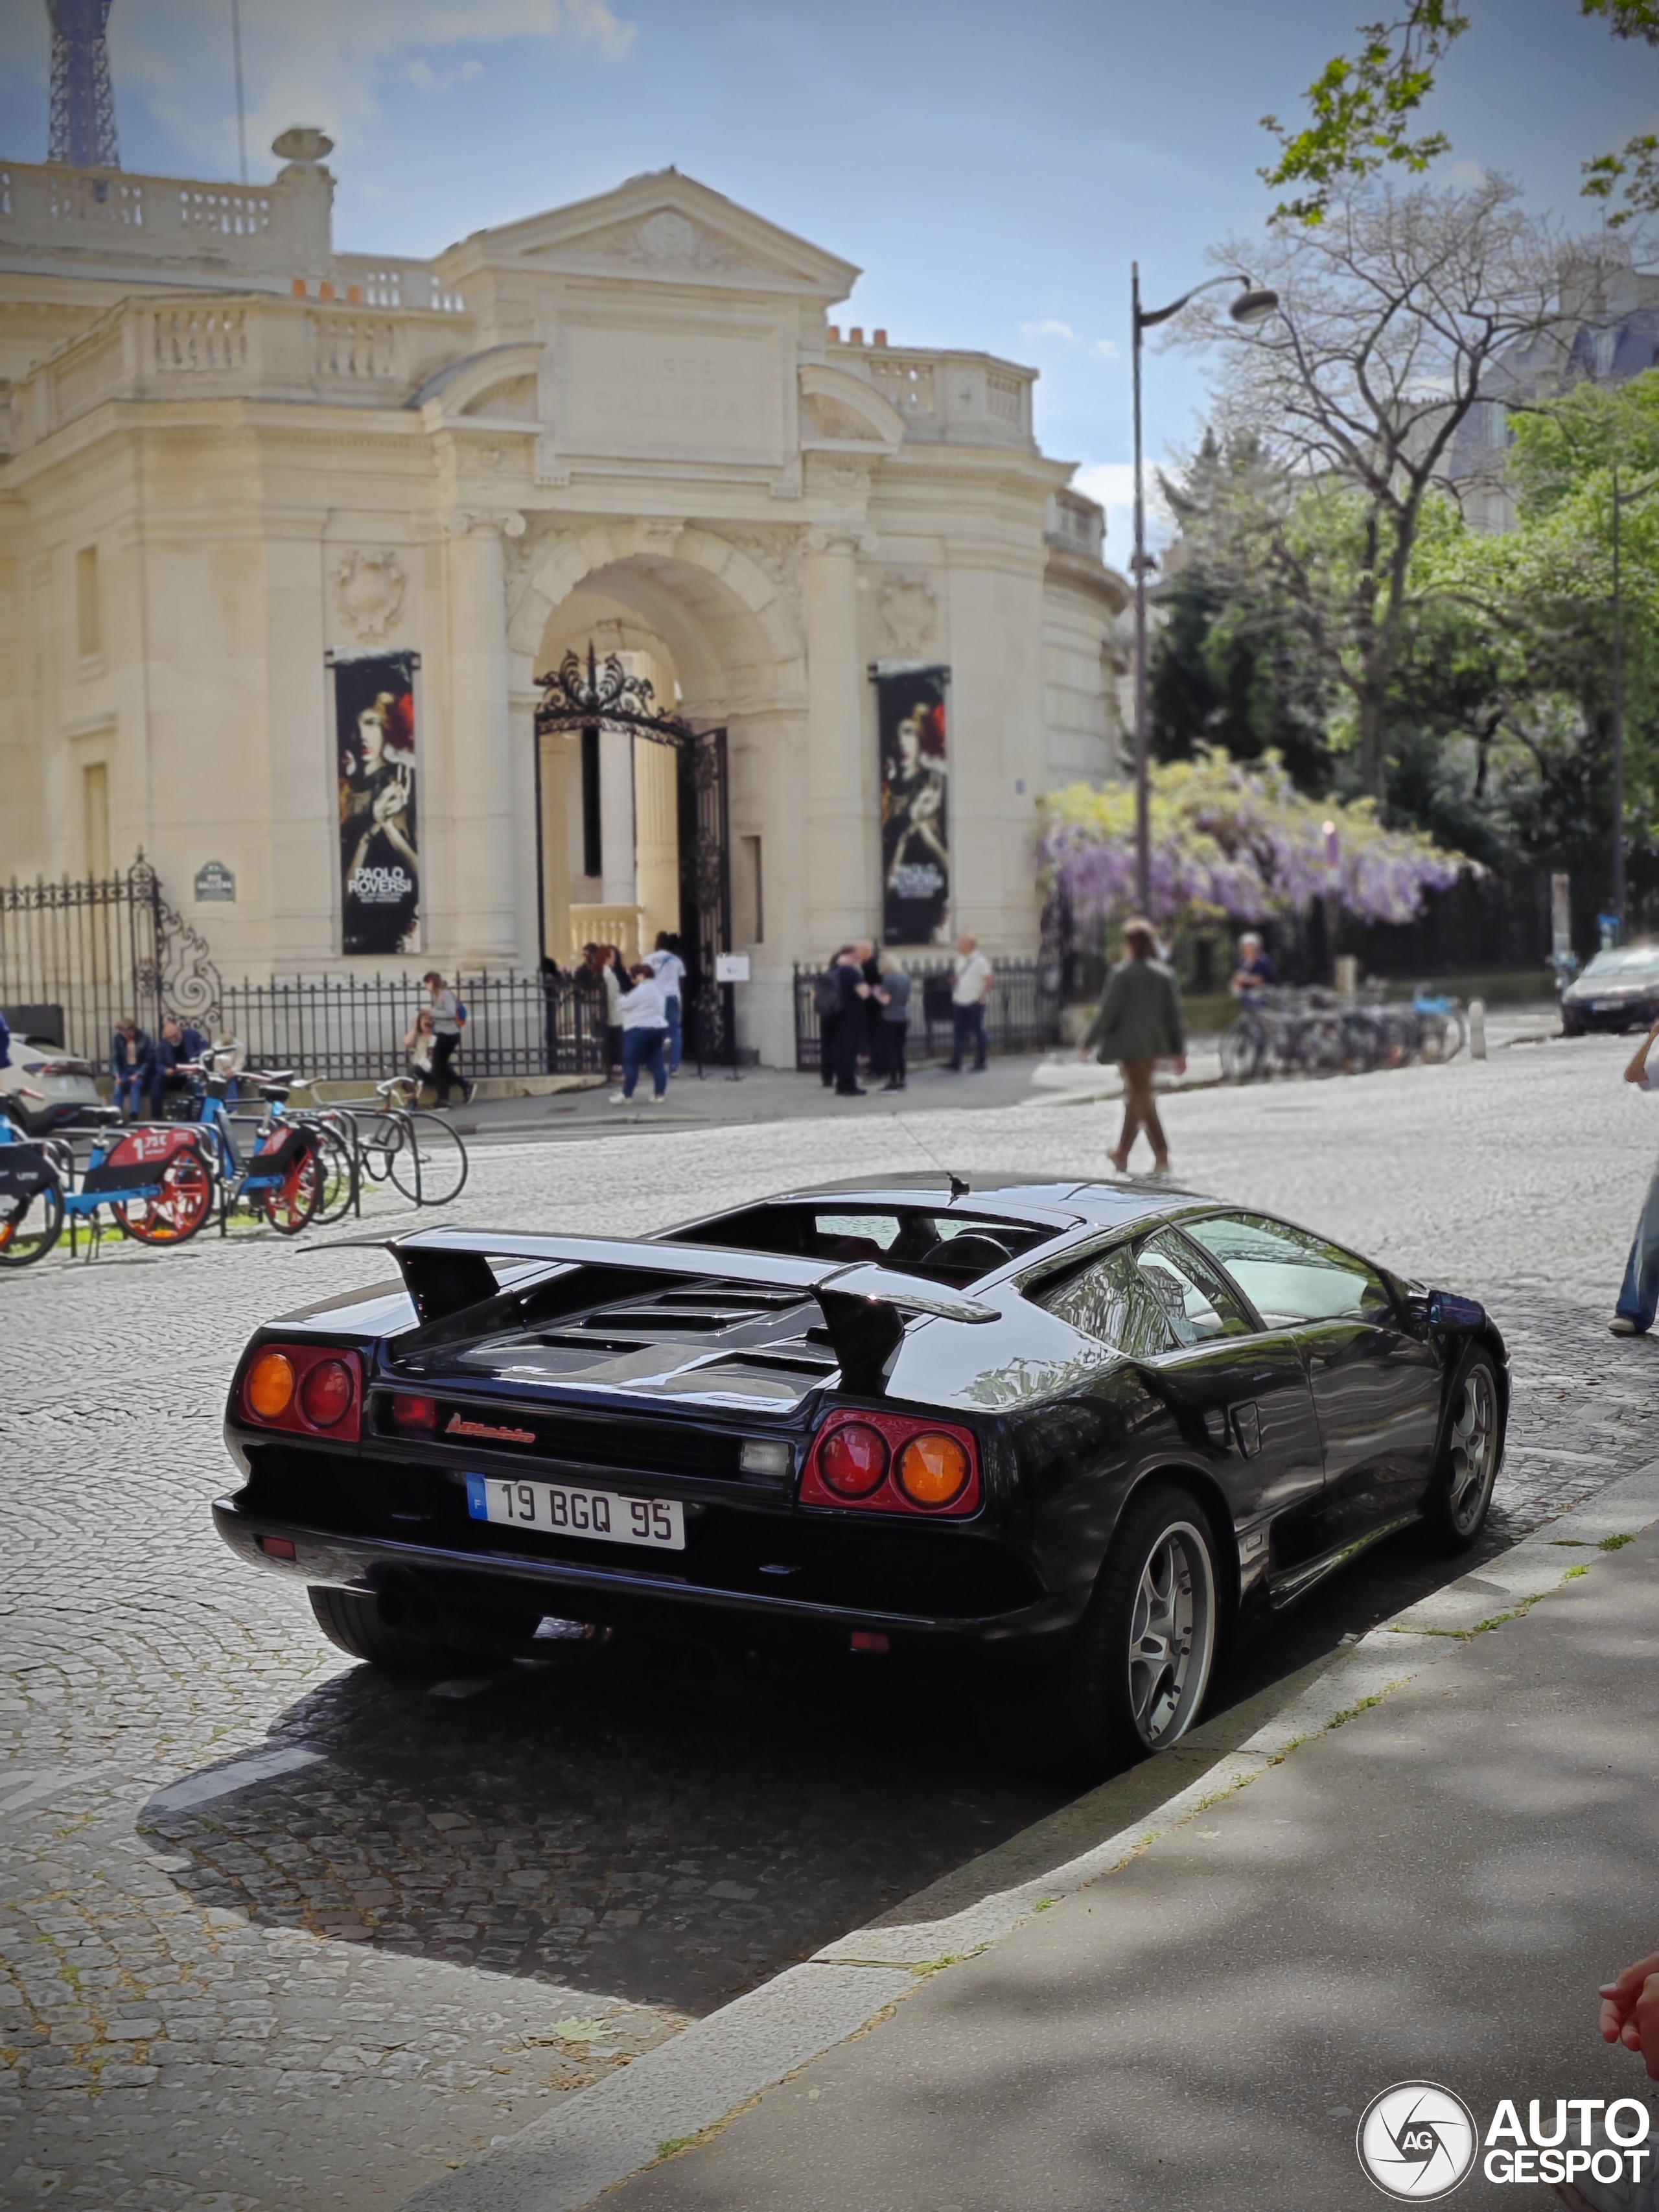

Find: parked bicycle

[1221,983,1467,1084]
[0,1104,214,1266]
[174,1065,333,1235]
[284,1074,468,1209]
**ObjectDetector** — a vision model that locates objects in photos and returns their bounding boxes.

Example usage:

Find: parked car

[0,1035,104,1135]
[214,1174,1507,1776]
[1560,944,1659,1034]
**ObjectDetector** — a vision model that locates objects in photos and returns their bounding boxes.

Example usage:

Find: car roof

[762,1174,1210,1232]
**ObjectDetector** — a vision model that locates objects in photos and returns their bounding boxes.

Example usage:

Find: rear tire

[387,1112,468,1207]
[1421,1348,1502,1552]
[0,1175,64,1266]
[307,1585,469,1675]
[1042,1482,1222,1782]
[261,1141,323,1235]
[113,1144,213,1245]
[1220,1023,1263,1084]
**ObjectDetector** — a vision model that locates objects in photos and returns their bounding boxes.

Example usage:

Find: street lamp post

[1130,268,1279,914]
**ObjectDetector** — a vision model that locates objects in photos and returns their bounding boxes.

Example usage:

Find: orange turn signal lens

[246,1349,296,1421]
[819,1421,889,1498]
[894,1432,971,1509]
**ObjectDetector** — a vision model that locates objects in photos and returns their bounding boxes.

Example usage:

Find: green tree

[1261,2,1659,227]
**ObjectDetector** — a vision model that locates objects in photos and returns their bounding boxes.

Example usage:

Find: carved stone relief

[575,209,752,275]
[801,391,881,443]
[331,548,406,646]
[876,569,938,655]
[723,528,806,623]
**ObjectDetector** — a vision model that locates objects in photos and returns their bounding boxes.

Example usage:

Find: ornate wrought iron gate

[0,856,221,1061]
[535,645,735,1064]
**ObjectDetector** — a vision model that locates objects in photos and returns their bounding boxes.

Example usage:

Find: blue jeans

[622,1026,668,1099]
[114,1070,147,1118]
[664,995,682,1074]
[949,1003,987,1070]
[1617,1169,1659,1329]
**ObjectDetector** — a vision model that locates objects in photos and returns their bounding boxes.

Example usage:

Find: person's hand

[1600,1952,1659,2078]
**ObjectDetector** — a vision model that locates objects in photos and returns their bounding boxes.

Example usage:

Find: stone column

[803,526,876,952]
[445,507,523,968]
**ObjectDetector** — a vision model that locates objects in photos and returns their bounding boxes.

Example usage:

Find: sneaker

[463,1080,477,1106]
[645,1092,663,1104]
[1610,1316,1643,1336]
[609,1091,627,1104]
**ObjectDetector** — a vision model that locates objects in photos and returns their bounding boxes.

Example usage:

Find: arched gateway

[0,152,1129,1070]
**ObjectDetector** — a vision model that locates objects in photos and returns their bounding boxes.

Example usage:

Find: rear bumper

[211,1492,1090,1652]
[1561,996,1659,1033]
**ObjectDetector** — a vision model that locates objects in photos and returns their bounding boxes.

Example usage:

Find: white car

[0,1036,105,1135]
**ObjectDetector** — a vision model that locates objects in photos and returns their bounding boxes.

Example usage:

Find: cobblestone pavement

[2,1032,1654,2207]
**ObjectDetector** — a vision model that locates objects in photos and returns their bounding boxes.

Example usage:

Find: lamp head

[1229,287,1281,328]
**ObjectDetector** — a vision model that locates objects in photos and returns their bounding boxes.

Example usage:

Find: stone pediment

[442,170,859,303]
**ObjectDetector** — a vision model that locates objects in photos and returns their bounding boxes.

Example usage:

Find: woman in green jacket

[1080,918,1187,1174]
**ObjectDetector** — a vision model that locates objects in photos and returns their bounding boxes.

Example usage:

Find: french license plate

[465,1473,684,1551]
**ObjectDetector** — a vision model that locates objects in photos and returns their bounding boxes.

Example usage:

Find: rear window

[671,1204,1049,1281]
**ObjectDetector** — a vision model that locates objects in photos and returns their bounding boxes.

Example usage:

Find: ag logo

[1357,2082,1478,2200]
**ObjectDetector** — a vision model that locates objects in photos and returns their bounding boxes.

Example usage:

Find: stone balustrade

[828,336,1036,448]
[1046,488,1106,560]
[0,156,332,288]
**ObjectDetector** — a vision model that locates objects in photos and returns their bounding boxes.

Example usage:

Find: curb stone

[398,1458,1659,2212]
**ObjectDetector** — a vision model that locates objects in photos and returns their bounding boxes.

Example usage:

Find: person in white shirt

[1614,1017,1659,1333]
[644,932,686,1074]
[612,965,670,1104]
[947,933,993,1073]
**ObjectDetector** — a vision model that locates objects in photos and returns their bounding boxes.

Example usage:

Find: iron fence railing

[219,972,607,1082]
[793,958,1062,1072]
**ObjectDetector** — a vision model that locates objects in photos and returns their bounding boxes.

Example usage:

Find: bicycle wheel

[0,1174,65,1267]
[388,1112,469,1207]
[261,1141,323,1235]
[1220,1023,1264,1083]
[307,1123,357,1225]
[358,1110,402,1184]
[113,1144,214,1246]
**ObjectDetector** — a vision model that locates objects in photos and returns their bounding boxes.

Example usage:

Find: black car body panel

[216,1179,1507,1669]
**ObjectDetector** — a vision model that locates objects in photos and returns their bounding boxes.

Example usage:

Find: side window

[1135,1229,1257,1347]
[1039,1244,1173,1358]
[1183,1213,1393,1328]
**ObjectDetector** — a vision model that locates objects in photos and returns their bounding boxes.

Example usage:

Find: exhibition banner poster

[334,651,420,956]
[876,663,951,946]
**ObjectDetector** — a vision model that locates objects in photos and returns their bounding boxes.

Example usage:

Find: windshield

[667,1202,1050,1283]
[1583,947,1659,978]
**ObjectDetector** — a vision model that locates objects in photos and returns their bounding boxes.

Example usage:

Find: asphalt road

[2,1030,1653,2208]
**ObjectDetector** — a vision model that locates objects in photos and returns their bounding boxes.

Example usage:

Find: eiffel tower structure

[47,0,120,169]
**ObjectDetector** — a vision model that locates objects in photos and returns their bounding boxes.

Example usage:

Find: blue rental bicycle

[0,1105,215,1266]
[174,1064,328,1235]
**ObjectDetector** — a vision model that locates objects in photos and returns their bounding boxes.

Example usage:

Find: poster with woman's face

[334,651,420,956]
[877,664,950,945]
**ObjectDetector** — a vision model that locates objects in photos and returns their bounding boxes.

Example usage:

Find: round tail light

[895,1432,970,1509]
[245,1349,295,1421]
[299,1357,355,1430]
[819,1421,890,1498]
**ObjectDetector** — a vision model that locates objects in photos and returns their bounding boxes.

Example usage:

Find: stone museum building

[0,127,1128,1065]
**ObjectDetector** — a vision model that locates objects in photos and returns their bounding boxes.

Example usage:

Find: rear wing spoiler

[383,1226,997,1397]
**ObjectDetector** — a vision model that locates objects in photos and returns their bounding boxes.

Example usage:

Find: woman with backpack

[422,971,474,1108]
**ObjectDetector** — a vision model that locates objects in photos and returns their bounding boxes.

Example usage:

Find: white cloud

[1021,318,1078,342]
[1071,461,1175,558]
[108,0,633,170]
[1087,337,1119,362]
[1019,320,1118,364]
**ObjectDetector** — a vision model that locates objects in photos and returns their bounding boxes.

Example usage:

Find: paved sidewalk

[580,1502,1659,2212]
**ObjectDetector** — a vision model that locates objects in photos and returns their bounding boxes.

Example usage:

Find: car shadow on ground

[135,1638,1068,2018]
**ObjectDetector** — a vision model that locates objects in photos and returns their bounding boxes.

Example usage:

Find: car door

[1184,1213,1441,1545]
[1131,1228,1326,1563]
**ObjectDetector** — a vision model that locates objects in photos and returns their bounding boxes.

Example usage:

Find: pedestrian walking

[611,964,670,1104]
[110,1018,156,1121]
[1611,1016,1659,1334]
[599,946,626,1084]
[830,946,872,1097]
[421,971,474,1108]
[946,933,993,1073]
[1080,917,1187,1176]
[875,959,911,1091]
[645,932,686,1074]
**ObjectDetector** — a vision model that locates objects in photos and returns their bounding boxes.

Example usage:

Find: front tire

[1421,1348,1502,1552]
[308,1585,469,1675]
[1045,1482,1222,1780]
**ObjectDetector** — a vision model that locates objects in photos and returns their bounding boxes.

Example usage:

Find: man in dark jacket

[148,1016,209,1117]
[831,947,872,1097]
[1080,918,1187,1174]
[111,1019,157,1121]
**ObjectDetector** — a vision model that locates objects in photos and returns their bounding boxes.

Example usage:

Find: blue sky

[1,0,1651,551]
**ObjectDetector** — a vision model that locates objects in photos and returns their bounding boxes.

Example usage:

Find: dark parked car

[215,1176,1507,1774]
[1560,945,1659,1034]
